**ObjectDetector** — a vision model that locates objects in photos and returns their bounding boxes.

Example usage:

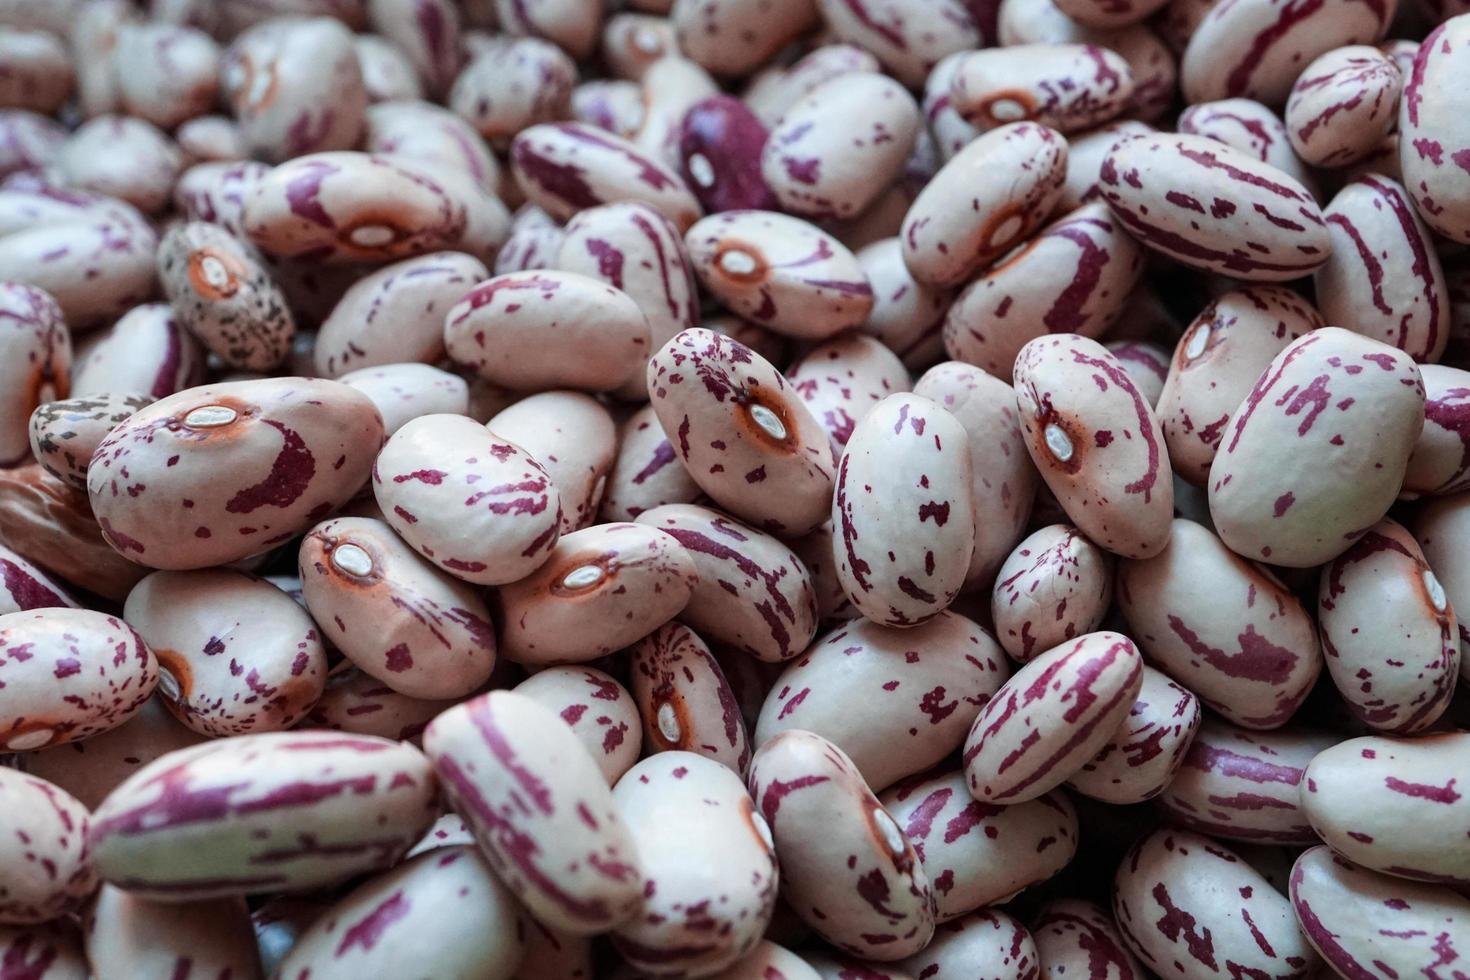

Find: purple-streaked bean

[0,109,64,178]
[631,57,719,172]
[0,29,70,115]
[629,621,751,773]
[157,221,296,372]
[1317,518,1458,733]
[1405,364,1470,496]
[1113,829,1319,980]
[901,122,1067,288]
[0,464,150,601]
[511,123,702,232]
[84,886,263,980]
[1098,133,1329,281]
[495,0,599,59]
[757,611,1008,791]
[176,116,247,165]
[1315,174,1448,362]
[514,666,641,785]
[488,390,615,534]
[1157,287,1321,486]
[57,116,181,216]
[123,569,325,737]
[1177,98,1318,195]
[221,16,366,163]
[921,51,983,163]
[372,412,559,584]
[113,22,220,130]
[355,33,423,102]
[1414,494,1470,677]
[1117,518,1322,728]
[71,303,204,401]
[424,690,642,936]
[242,152,467,265]
[299,516,497,699]
[1290,845,1470,980]
[913,362,1039,590]
[555,202,699,399]
[833,393,975,627]
[0,541,75,614]
[69,0,129,119]
[0,768,94,924]
[677,94,777,214]
[883,771,1077,920]
[1285,45,1402,168]
[1106,340,1170,408]
[449,39,576,151]
[366,0,460,99]
[1302,732,1470,886]
[762,74,920,220]
[174,160,268,239]
[787,519,858,623]
[337,363,469,436]
[856,238,951,369]
[787,334,911,450]
[1013,335,1173,559]
[1060,122,1156,210]
[685,210,872,339]
[1056,0,1169,27]
[1180,0,1394,106]
[88,377,384,570]
[744,44,881,127]
[611,751,777,976]
[0,282,69,468]
[646,327,835,535]
[636,503,817,662]
[1067,665,1199,804]
[601,13,674,81]
[365,99,500,191]
[495,204,566,275]
[963,631,1142,804]
[1207,328,1425,567]
[0,608,158,752]
[380,159,511,268]
[316,252,484,377]
[943,203,1145,378]
[671,0,816,77]
[1033,898,1143,980]
[895,908,1039,979]
[815,0,981,89]
[991,524,1114,663]
[950,44,1133,135]
[1158,717,1337,844]
[749,729,934,960]
[497,521,698,666]
[600,404,702,522]
[0,921,87,979]
[572,78,644,138]
[301,663,461,742]
[88,730,437,899]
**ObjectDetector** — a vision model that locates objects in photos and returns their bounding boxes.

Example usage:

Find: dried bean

[514,666,641,785]
[991,525,1114,663]
[629,622,750,773]
[1285,46,1402,168]
[488,390,615,534]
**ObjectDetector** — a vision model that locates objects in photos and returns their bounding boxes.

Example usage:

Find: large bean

[671,0,817,78]
[991,525,1114,663]
[486,391,614,535]
[1067,665,1200,804]
[1285,46,1402,168]
[1177,98,1318,194]
[365,100,497,191]
[599,404,702,522]
[950,44,1134,134]
[0,769,95,924]
[515,666,642,786]
[0,282,70,468]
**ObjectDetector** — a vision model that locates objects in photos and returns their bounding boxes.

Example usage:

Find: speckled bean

[1176,98,1318,195]
[301,663,460,742]
[364,99,499,191]
[601,13,674,81]
[0,920,88,979]
[0,768,95,924]
[0,542,75,614]
[365,0,460,99]
[855,238,949,369]
[495,205,566,275]
[488,391,615,534]
[749,729,935,961]
[1405,364,1470,496]
[0,282,69,468]
[173,160,267,240]
[1106,340,1170,409]
[71,303,204,401]
[629,622,750,773]
[896,907,1039,980]
[1060,122,1156,211]
[1285,46,1401,168]
[787,334,911,451]
[1207,328,1425,567]
[677,95,776,214]
[514,666,641,785]
[0,109,64,178]
[113,22,220,130]
[337,363,468,437]
[84,886,263,980]
[671,0,817,77]
[631,57,719,173]
[354,33,423,102]
[900,121,1067,288]
[600,404,702,523]
[572,78,645,138]
[950,44,1134,135]
[1399,15,1470,243]
[1033,898,1143,980]
[88,377,384,570]
[1071,664,1200,804]
[449,39,576,151]
[990,525,1113,663]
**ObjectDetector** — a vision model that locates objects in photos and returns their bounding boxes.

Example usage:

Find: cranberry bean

[943,203,1145,378]
[299,516,497,699]
[88,377,384,570]
[1177,98,1318,196]
[1318,518,1459,733]
[1066,663,1199,803]
[1117,518,1322,728]
[1413,494,1470,677]
[1405,364,1470,495]
[488,391,616,534]
[498,521,698,666]
[174,160,268,239]
[0,109,65,178]
[856,238,950,369]
[815,0,980,89]
[0,921,88,979]
[84,886,263,980]
[1290,845,1470,980]
[496,205,566,275]
[71,303,205,401]
[0,542,76,614]
[804,954,910,980]
[991,525,1114,663]
[1014,334,1173,559]
[242,152,467,265]
[157,221,296,371]
[895,908,1039,980]
[365,0,460,99]
[1114,829,1318,980]
[600,404,702,522]
[1061,123,1156,212]
[495,0,600,59]
[1099,133,1329,281]
[920,52,981,164]
[337,363,468,437]
[950,44,1134,135]
[677,95,776,214]
[364,100,500,191]
[1285,46,1402,168]
[1033,898,1143,980]
[87,730,438,899]
[671,0,817,77]
[113,22,220,130]
[1156,287,1322,486]
[1106,340,1170,408]
[1206,328,1425,567]
[632,57,720,172]
[601,13,674,81]
[788,334,911,450]
[176,116,247,165]
[883,771,1077,920]
[355,34,423,102]
[758,611,1008,791]
[629,622,750,773]
[221,16,366,163]
[0,768,94,924]
[449,39,577,152]
[1180,0,1394,106]
[762,74,920,220]
[572,79,644,138]
[302,663,461,742]
[0,282,69,468]
[514,666,641,785]
[646,327,835,535]
[511,123,702,232]
[611,751,776,976]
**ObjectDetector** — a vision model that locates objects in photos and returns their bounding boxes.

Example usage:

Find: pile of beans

[2,0,1469,976]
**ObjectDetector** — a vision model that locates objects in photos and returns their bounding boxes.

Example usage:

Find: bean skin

[83,885,263,980]
[1285,46,1402,168]
[629,622,750,774]
[599,404,703,523]
[57,116,181,216]
[748,730,935,961]
[1400,15,1470,243]
[27,393,150,492]
[857,237,951,369]
[366,0,461,100]
[1061,121,1156,211]
[950,44,1134,135]
[1067,665,1200,804]
[788,334,911,451]
[1405,364,1470,496]
[513,666,642,785]
[87,731,438,899]
[301,664,462,743]
[355,34,423,102]
[1177,98,1319,196]
[113,22,220,131]
[0,920,88,979]
[1056,0,1170,28]
[488,391,617,535]
[0,768,96,924]
[787,519,858,624]
[1033,898,1143,980]
[0,282,69,469]
[896,907,1040,980]
[173,159,268,240]
[572,78,645,139]
[0,542,76,614]
[449,39,577,152]
[1106,340,1170,408]
[757,611,1010,793]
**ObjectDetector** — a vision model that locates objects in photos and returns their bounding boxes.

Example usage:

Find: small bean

[1405,364,1470,496]
[366,0,461,99]
[113,22,220,130]
[631,57,719,172]
[816,0,981,88]
[488,390,616,534]
[1067,665,1200,804]
[496,0,600,60]
[0,282,69,468]
[364,100,500,191]
[599,404,702,522]
[173,159,268,240]
[629,622,750,773]
[788,334,910,451]
[514,666,642,785]
[175,116,247,165]
[856,238,950,369]
[354,33,423,102]
[677,95,777,214]
[449,39,577,152]
[671,0,817,78]
[991,525,1114,663]
[0,769,95,924]
[896,908,1039,980]
[1285,45,1402,168]
[1033,898,1143,980]
[302,663,461,742]
[495,204,566,275]
[1106,340,1170,408]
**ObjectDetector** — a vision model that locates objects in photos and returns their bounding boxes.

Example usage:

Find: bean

[496,0,600,60]
[354,33,423,102]
[0,28,71,114]
[302,663,461,742]
[0,283,69,469]
[787,334,910,450]
[0,769,95,924]
[488,390,616,534]
[87,730,438,899]
[449,39,577,152]
[1405,364,1470,495]
[84,885,263,980]
[0,109,65,178]
[1106,340,1171,408]
[677,95,777,214]
[88,377,385,570]
[601,13,674,81]
[950,44,1134,135]
[175,116,247,165]
[513,665,642,785]
[0,542,76,614]
[990,525,1115,662]
[1060,122,1156,211]
[805,954,910,980]
[337,363,470,436]
[0,920,88,979]
[856,238,950,369]
[628,622,751,773]
[1177,98,1319,196]
[815,0,980,88]
[174,160,268,240]
[364,100,500,192]
[495,205,566,275]
[632,58,720,173]
[1285,46,1402,168]
[894,908,1038,980]
[671,0,817,77]
[1056,0,1170,28]
[600,404,703,523]
[571,79,645,139]
[1066,665,1200,804]
[1206,328,1425,567]
[1033,898,1143,980]
[70,303,205,401]
[113,22,220,130]
[365,0,460,100]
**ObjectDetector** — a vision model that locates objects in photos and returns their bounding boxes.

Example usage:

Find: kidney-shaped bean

[1067,665,1201,805]
[991,524,1114,663]
[0,768,96,924]
[629,622,750,774]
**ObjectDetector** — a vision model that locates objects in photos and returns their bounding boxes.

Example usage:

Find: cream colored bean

[856,238,950,369]
[1286,45,1401,168]
[991,525,1114,663]
[514,666,642,785]
[449,38,576,151]
[71,303,205,401]
[354,34,423,102]
[815,0,980,88]
[950,44,1134,134]
[0,769,95,924]
[787,334,910,451]
[175,116,247,165]
[1067,665,1199,804]
[1413,494,1470,679]
[629,622,750,773]
[1177,98,1318,196]
[601,13,675,81]
[1033,898,1143,980]
[113,22,220,130]
[366,0,460,99]
[336,363,470,437]
[302,664,461,742]
[599,404,702,522]
[364,99,499,191]
[85,886,262,980]
[488,390,616,534]
[1060,121,1156,211]
[495,0,600,59]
